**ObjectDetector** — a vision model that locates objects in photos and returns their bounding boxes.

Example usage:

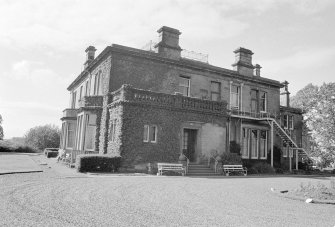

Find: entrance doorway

[182,129,197,162]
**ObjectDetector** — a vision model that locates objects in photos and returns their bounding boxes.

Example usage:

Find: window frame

[242,128,249,158]
[250,129,259,159]
[109,119,117,142]
[289,115,294,130]
[259,130,267,159]
[283,114,288,129]
[210,81,221,101]
[143,124,158,143]
[282,143,288,157]
[260,91,267,112]
[178,76,191,97]
[230,85,240,110]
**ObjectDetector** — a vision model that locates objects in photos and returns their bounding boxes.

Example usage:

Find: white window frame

[289,115,294,130]
[259,130,267,159]
[260,92,267,112]
[230,85,240,110]
[84,114,97,151]
[250,129,259,159]
[283,115,288,129]
[242,128,249,159]
[143,125,149,142]
[143,124,158,143]
[110,119,117,142]
[66,122,75,149]
[179,76,190,97]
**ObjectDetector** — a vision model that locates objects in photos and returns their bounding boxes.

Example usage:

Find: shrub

[0,140,36,153]
[248,167,258,175]
[220,152,242,165]
[76,154,121,173]
[275,168,284,174]
[47,150,59,158]
[253,162,275,174]
[229,141,241,154]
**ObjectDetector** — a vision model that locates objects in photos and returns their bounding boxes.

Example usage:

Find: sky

[0,0,335,139]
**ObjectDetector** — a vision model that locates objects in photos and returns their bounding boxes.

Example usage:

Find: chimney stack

[155,26,182,60]
[84,46,97,69]
[254,64,261,77]
[232,47,255,76]
[280,81,290,107]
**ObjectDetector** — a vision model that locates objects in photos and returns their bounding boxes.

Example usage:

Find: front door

[182,129,197,162]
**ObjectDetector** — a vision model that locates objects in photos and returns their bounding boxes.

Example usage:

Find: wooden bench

[223,165,247,176]
[157,163,186,176]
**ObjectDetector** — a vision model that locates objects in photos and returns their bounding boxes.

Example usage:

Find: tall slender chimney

[280,81,290,107]
[254,64,261,77]
[155,26,182,60]
[84,46,97,69]
[232,47,255,76]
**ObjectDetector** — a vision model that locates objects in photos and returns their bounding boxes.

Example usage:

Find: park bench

[157,163,186,176]
[223,164,247,176]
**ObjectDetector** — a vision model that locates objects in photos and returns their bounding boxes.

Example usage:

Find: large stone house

[60,26,307,172]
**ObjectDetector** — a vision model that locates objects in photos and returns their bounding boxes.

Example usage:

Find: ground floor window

[242,127,268,159]
[85,114,97,151]
[282,143,288,157]
[66,122,75,149]
[143,125,157,143]
[109,119,117,142]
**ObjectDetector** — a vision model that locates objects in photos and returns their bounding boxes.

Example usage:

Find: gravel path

[0,156,334,227]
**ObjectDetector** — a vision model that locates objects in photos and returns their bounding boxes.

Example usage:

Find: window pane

[211,93,219,101]
[143,125,149,142]
[150,125,157,142]
[211,82,220,92]
[67,123,75,148]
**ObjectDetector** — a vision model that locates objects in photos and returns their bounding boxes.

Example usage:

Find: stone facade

[60,26,305,171]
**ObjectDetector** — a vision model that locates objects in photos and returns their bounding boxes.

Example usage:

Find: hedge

[46,150,59,158]
[76,154,121,173]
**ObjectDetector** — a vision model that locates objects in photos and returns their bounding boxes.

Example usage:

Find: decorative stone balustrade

[110,85,228,115]
[78,96,103,108]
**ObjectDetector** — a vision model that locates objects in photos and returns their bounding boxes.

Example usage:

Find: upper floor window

[93,71,102,95]
[260,92,267,112]
[178,76,190,97]
[211,82,221,101]
[79,85,83,101]
[251,89,258,113]
[283,114,288,129]
[71,91,77,109]
[85,80,89,96]
[289,115,294,130]
[230,85,240,109]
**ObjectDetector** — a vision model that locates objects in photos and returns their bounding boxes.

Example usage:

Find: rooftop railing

[141,40,209,63]
[78,96,103,108]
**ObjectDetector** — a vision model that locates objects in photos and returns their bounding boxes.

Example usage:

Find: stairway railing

[263,117,308,157]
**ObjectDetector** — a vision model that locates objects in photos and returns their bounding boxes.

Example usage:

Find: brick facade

[60,26,304,171]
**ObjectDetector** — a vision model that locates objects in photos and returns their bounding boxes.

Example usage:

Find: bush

[0,140,37,153]
[230,141,241,154]
[46,150,59,158]
[253,162,275,174]
[275,168,284,174]
[220,152,242,165]
[248,167,258,175]
[76,155,121,173]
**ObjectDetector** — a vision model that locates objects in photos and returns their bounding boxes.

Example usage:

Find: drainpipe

[271,120,274,167]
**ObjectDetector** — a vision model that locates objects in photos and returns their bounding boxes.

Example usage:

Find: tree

[0,114,3,140]
[291,83,335,166]
[24,124,60,151]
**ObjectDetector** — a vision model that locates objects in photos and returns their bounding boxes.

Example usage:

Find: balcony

[62,109,77,119]
[110,85,228,115]
[231,109,279,120]
[78,96,103,108]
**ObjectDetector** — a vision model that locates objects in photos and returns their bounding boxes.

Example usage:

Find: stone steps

[187,163,219,176]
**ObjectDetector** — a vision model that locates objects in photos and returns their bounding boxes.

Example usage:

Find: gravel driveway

[0,156,334,227]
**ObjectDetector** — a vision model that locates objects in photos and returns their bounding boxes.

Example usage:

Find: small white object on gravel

[305,198,313,203]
